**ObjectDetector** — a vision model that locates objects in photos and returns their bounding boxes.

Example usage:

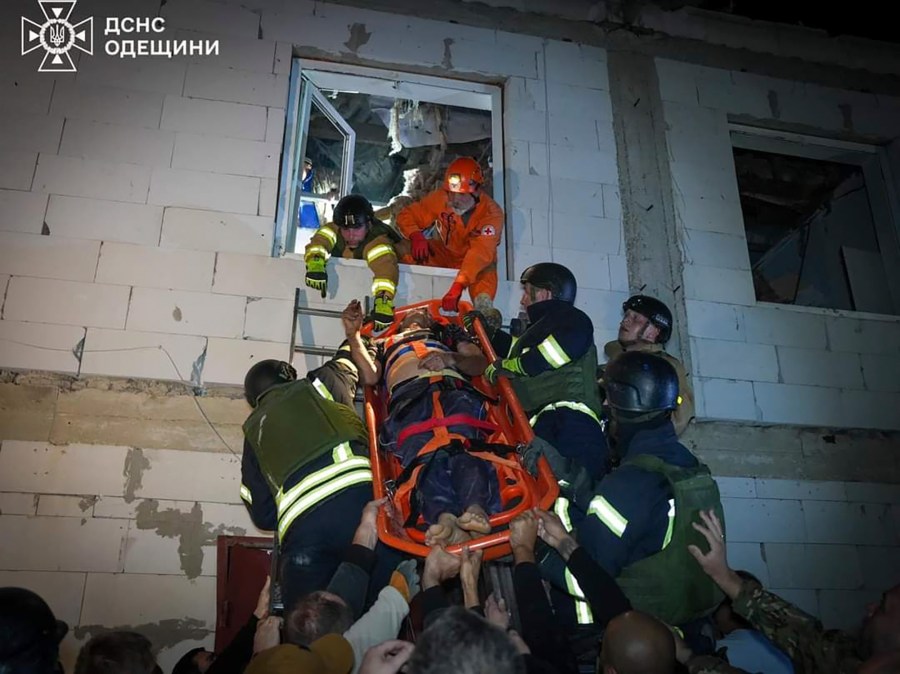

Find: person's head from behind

[243,359,297,407]
[398,309,433,332]
[518,263,577,309]
[860,583,900,659]
[599,611,675,674]
[171,648,215,674]
[405,606,522,674]
[713,570,760,636]
[74,631,160,674]
[284,591,353,647]
[0,587,67,674]
[618,296,673,347]
[604,352,679,428]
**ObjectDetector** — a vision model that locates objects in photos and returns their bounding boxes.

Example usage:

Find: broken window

[275,60,505,280]
[731,128,900,315]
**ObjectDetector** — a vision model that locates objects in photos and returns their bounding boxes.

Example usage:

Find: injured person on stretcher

[342,299,502,546]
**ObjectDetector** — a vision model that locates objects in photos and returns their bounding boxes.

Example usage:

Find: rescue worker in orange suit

[342,299,502,547]
[240,340,398,611]
[305,194,404,331]
[396,157,504,314]
[603,295,695,436]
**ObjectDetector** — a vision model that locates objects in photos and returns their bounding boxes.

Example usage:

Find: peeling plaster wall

[0,436,251,672]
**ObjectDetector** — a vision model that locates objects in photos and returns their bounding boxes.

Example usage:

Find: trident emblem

[21,1,93,73]
[48,23,65,47]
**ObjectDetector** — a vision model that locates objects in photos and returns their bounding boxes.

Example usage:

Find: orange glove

[409,232,429,263]
[442,282,464,313]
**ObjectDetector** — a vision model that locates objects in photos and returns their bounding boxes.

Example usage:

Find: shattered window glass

[293,85,493,257]
[733,146,897,315]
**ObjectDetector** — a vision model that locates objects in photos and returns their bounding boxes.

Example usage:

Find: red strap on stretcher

[397,413,498,447]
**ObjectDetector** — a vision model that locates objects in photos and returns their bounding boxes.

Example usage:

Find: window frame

[729,123,900,316]
[274,58,508,281]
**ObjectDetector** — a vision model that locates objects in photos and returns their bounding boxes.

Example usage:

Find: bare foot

[457,505,491,536]
[426,513,469,546]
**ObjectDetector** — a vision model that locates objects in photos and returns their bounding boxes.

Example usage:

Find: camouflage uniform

[734,579,862,674]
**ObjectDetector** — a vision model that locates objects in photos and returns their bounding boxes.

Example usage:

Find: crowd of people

[2,157,899,674]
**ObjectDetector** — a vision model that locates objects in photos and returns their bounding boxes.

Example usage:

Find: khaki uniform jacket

[305,222,405,298]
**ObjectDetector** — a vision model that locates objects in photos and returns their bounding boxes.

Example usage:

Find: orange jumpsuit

[396,190,504,300]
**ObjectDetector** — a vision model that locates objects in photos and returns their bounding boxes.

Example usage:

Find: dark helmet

[333,194,374,230]
[0,587,68,673]
[520,263,577,303]
[605,351,679,413]
[623,295,673,344]
[244,359,297,407]
[172,648,207,674]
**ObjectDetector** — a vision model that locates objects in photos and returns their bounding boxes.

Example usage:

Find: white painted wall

[657,58,900,430]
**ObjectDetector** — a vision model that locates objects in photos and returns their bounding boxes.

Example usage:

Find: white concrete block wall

[659,58,900,430]
[718,476,900,631]
[48,81,165,129]
[0,439,256,670]
[59,120,176,168]
[160,95,268,140]
[0,189,48,234]
[0,0,624,388]
[34,155,152,203]
[80,329,206,381]
[45,196,164,245]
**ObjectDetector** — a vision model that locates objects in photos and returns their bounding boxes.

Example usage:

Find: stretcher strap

[397,412,499,447]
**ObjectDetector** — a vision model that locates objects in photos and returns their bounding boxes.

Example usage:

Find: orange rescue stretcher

[362,299,559,561]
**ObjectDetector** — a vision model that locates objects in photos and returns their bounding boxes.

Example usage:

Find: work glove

[372,294,395,332]
[483,357,524,385]
[464,309,503,339]
[409,231,430,263]
[389,559,421,603]
[521,437,593,505]
[441,282,465,313]
[521,436,561,477]
[462,310,487,336]
[305,256,327,297]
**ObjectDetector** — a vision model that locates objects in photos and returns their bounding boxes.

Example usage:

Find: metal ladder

[289,287,370,360]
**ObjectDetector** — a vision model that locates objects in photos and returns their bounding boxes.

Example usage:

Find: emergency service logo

[21,0,93,73]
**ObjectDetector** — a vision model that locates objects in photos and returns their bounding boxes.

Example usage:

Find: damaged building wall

[0,0,625,665]
[0,0,626,386]
[0,437,251,672]
[0,0,898,667]
[655,58,900,430]
[0,420,898,670]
